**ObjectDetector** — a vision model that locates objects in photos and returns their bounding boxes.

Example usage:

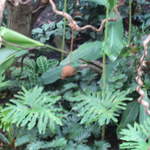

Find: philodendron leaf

[0,27,45,49]
[41,41,102,85]
[61,41,102,66]
[104,19,124,61]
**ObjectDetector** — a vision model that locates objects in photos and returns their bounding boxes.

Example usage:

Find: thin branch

[136,35,150,115]
[49,0,123,32]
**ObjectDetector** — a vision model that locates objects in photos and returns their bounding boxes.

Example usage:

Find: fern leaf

[120,118,150,150]
[67,88,132,126]
[1,86,63,134]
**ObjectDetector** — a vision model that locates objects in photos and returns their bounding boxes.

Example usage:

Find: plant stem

[61,0,67,60]
[101,125,105,140]
[128,0,132,46]
[102,5,109,91]
[45,44,68,54]
[101,5,109,140]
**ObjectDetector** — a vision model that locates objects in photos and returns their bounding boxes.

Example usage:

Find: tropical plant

[0,86,63,134]
[120,118,150,150]
[66,88,132,126]
[0,0,149,149]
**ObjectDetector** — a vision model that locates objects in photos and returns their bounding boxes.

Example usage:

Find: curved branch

[49,0,123,32]
[136,35,150,115]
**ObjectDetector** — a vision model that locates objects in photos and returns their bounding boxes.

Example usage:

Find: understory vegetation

[0,0,150,150]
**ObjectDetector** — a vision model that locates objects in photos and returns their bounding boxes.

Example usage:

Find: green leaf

[0,48,16,73]
[26,138,66,150]
[41,66,62,85]
[15,135,31,147]
[0,133,10,144]
[0,27,45,49]
[104,19,124,61]
[61,41,102,66]
[67,88,132,126]
[1,86,63,134]
[139,92,150,123]
[36,56,49,74]
[93,141,111,150]
[118,102,139,134]
[120,118,150,150]
[41,41,102,85]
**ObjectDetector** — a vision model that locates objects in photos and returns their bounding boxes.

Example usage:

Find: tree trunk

[7,2,32,37]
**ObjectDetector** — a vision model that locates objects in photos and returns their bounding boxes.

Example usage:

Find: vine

[136,34,150,115]
[48,0,123,32]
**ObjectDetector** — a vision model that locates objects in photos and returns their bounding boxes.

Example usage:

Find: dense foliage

[0,0,150,150]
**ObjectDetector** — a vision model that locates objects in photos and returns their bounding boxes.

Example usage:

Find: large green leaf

[61,41,102,66]
[0,27,45,49]
[104,19,124,61]
[41,41,102,85]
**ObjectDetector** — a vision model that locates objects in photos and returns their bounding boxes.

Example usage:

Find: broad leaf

[41,41,103,85]
[104,19,124,61]
[41,66,62,85]
[117,102,139,135]
[139,92,150,123]
[0,27,45,49]
[61,41,102,66]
